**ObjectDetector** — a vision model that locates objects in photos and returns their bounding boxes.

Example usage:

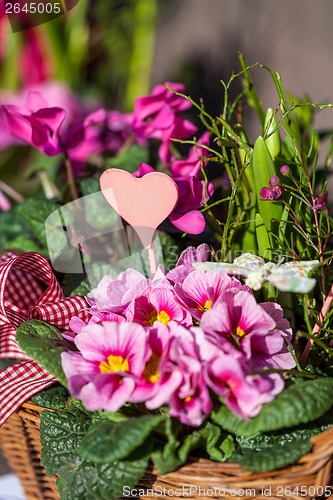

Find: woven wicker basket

[0,401,332,500]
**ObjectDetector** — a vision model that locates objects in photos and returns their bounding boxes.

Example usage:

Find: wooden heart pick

[100,168,179,275]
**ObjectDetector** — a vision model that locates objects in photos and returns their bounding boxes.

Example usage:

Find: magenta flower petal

[310,192,328,211]
[169,210,206,234]
[170,132,211,177]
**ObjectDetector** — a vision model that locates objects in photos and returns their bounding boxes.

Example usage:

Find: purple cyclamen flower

[170,132,211,177]
[3,102,66,156]
[132,82,197,165]
[169,175,214,234]
[134,163,214,235]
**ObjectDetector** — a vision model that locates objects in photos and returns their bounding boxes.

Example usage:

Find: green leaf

[151,430,201,476]
[200,421,235,462]
[16,320,70,387]
[57,448,150,500]
[264,107,281,159]
[212,378,333,436]
[105,145,149,173]
[24,150,62,176]
[80,414,165,463]
[17,198,61,247]
[240,439,312,473]
[4,235,43,254]
[151,418,196,474]
[80,178,100,196]
[41,410,92,477]
[70,277,91,297]
[79,178,118,230]
[41,409,149,500]
[159,234,180,271]
[236,410,333,449]
[0,206,28,248]
[255,213,271,259]
[31,385,69,410]
[252,136,283,237]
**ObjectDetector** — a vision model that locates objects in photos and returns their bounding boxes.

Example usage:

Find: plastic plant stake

[100,168,179,276]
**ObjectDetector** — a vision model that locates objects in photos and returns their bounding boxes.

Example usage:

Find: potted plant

[0,57,332,500]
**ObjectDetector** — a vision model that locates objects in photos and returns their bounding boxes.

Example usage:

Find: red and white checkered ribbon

[0,251,89,426]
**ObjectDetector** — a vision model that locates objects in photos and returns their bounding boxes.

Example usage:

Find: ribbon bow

[0,251,88,425]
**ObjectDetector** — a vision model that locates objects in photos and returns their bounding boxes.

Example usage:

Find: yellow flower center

[156,310,171,325]
[198,299,212,312]
[143,354,160,383]
[145,309,170,326]
[100,355,129,374]
[184,396,192,403]
[235,326,246,337]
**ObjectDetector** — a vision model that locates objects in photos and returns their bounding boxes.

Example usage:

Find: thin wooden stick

[300,283,333,364]
[147,242,157,277]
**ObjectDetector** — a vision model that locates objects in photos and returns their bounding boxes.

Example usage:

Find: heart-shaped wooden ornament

[100,168,179,249]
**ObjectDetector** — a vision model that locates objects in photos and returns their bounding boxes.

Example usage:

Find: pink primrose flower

[61,322,148,412]
[87,268,150,314]
[166,243,210,284]
[205,354,284,419]
[201,290,295,371]
[126,287,191,327]
[174,270,236,320]
[163,325,213,426]
[131,323,183,406]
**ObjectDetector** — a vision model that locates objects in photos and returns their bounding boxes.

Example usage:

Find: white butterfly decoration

[194,253,319,293]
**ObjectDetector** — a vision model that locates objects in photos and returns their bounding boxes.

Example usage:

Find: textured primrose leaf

[80,414,165,463]
[16,320,70,387]
[151,430,202,476]
[239,439,312,473]
[56,449,150,500]
[41,410,92,477]
[201,422,235,462]
[212,378,333,436]
[41,409,150,500]
[236,409,333,449]
[31,385,69,410]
